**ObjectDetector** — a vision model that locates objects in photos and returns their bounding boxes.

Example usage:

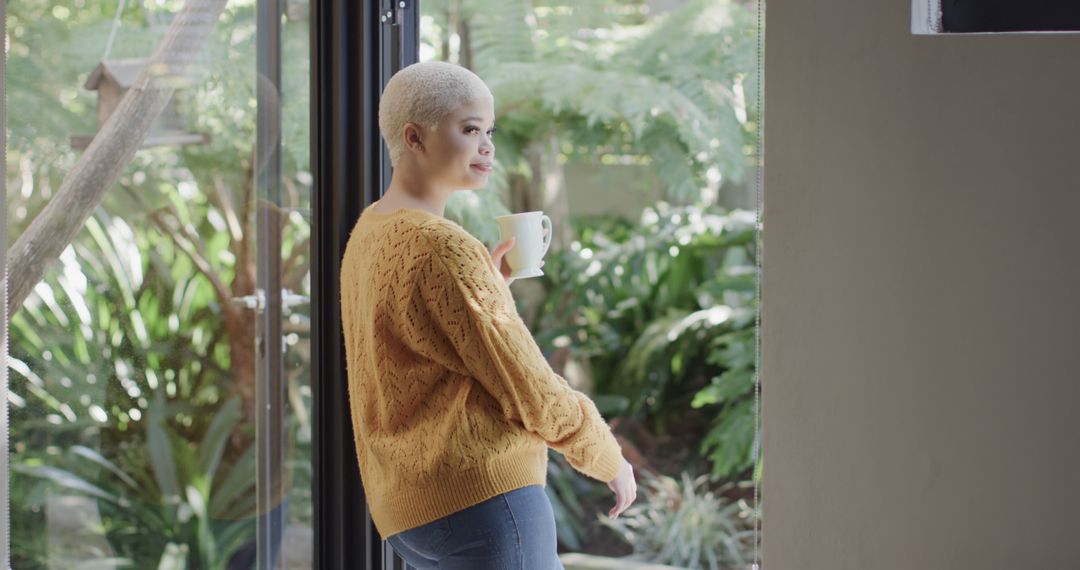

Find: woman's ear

[402,123,425,153]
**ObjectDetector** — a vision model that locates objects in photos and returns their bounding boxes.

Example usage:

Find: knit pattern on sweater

[339,205,624,538]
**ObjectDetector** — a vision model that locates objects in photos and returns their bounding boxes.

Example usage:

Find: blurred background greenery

[8,1,311,567]
[6,0,761,567]
[427,0,763,564]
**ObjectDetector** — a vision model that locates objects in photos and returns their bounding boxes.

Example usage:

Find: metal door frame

[311,1,418,568]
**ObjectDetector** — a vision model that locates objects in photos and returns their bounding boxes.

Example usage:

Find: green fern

[535,203,760,478]
[427,0,757,208]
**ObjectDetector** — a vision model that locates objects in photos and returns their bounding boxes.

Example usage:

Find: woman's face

[418,97,496,190]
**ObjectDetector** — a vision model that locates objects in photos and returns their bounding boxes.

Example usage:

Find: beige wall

[565,163,755,222]
[564,163,664,220]
[762,2,1080,569]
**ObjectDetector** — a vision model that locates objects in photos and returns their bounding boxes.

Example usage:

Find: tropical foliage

[420,0,762,557]
[536,202,758,479]
[7,0,761,565]
[14,396,261,569]
[599,470,757,569]
[426,0,758,245]
[7,1,312,566]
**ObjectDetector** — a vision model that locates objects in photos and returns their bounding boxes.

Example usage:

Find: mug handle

[540,215,553,258]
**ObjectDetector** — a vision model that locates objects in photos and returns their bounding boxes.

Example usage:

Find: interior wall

[762,1,1080,568]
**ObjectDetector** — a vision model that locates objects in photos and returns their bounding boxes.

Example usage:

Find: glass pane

[417,0,761,565]
[5,1,312,568]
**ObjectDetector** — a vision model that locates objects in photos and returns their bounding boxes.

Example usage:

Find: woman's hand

[606,458,638,519]
[490,237,517,286]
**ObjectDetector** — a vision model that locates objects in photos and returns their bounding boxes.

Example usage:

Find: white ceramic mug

[495,211,553,279]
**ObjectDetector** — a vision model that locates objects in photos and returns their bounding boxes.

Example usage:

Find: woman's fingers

[489,238,515,266]
[610,484,630,518]
[490,238,516,280]
[611,494,626,518]
[607,459,637,519]
[492,237,515,257]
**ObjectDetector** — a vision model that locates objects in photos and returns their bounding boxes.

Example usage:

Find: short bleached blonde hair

[378,61,493,166]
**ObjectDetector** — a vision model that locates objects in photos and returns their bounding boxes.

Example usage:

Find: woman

[339,60,637,569]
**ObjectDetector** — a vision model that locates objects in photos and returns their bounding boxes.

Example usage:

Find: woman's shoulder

[415,217,488,257]
[414,218,505,290]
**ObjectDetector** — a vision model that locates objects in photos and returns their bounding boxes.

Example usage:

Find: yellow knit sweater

[339,203,625,539]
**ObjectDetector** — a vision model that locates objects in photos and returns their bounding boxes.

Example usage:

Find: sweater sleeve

[414,220,625,483]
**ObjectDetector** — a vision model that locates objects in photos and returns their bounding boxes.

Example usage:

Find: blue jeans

[386,485,566,569]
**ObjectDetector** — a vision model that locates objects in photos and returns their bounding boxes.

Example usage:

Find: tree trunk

[6,0,229,317]
[523,133,573,252]
[457,15,474,70]
[225,238,258,435]
[225,150,259,433]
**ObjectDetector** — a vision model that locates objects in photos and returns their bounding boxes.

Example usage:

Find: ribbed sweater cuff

[588,438,625,483]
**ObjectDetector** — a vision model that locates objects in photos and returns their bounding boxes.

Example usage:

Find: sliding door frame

[311,0,417,568]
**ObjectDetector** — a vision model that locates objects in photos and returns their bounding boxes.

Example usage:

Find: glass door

[4,0,313,567]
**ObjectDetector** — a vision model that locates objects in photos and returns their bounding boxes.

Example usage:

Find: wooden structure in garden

[71,57,210,150]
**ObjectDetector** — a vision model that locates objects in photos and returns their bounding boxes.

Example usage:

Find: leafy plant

[8,207,231,453]
[535,202,759,479]
[545,449,600,551]
[7,5,314,565]
[422,1,763,485]
[13,395,262,569]
[7,203,303,566]
[599,470,757,569]
[425,0,758,206]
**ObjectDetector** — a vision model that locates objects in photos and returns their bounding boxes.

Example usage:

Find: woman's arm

[415,221,624,483]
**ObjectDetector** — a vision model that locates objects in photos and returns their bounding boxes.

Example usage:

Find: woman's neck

[378,168,453,217]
